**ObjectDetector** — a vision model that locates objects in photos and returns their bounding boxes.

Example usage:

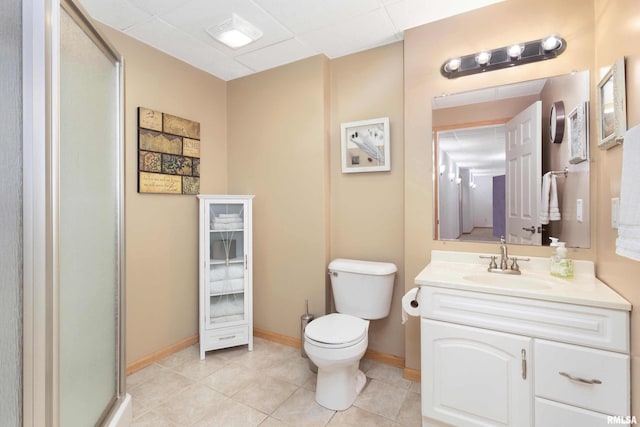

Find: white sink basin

[463,273,554,290]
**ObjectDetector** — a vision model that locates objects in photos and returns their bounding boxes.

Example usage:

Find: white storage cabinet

[198,195,254,359]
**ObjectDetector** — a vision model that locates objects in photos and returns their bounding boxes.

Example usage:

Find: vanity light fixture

[206,13,263,49]
[439,163,447,176]
[440,34,566,79]
[448,172,456,182]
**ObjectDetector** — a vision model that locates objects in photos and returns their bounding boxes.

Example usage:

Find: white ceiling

[438,125,506,176]
[77,0,505,81]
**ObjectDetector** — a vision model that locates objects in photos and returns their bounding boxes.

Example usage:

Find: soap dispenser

[550,239,574,278]
[549,237,560,276]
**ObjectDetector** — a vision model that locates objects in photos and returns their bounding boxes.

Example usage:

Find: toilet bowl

[304,313,369,410]
[303,259,397,411]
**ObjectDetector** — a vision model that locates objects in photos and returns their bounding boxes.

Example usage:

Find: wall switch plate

[576,199,583,222]
[612,197,620,229]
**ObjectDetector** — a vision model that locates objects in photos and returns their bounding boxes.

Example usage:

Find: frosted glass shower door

[59,4,123,426]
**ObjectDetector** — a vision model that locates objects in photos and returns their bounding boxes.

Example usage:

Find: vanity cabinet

[198,195,254,359]
[420,286,630,427]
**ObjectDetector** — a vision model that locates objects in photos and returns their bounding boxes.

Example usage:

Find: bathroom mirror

[433,70,590,248]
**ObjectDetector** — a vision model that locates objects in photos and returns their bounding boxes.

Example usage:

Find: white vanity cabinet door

[422,319,533,427]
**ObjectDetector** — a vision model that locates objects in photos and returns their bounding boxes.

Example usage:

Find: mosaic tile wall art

[138,107,201,195]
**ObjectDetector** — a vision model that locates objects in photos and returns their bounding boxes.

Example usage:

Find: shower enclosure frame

[22,0,128,425]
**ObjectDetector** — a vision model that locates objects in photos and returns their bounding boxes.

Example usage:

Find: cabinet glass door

[206,202,246,326]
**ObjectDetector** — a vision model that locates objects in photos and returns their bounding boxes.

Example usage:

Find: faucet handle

[479,255,498,270]
[510,257,530,271]
[489,256,498,269]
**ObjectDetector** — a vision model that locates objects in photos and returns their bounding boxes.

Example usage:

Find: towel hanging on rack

[540,172,561,224]
[616,125,640,261]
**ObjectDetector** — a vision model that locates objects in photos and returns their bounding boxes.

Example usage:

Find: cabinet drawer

[535,397,609,427]
[534,339,629,415]
[204,326,249,349]
[421,287,629,352]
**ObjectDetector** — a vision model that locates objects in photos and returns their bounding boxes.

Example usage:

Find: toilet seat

[305,313,368,349]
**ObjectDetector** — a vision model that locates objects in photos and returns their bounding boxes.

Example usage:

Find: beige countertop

[415,250,631,311]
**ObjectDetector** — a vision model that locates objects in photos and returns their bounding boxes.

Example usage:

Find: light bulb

[542,35,561,51]
[445,57,461,72]
[475,51,491,66]
[507,44,524,59]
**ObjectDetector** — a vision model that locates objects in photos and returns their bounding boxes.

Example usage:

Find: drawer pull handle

[219,335,236,341]
[559,371,602,385]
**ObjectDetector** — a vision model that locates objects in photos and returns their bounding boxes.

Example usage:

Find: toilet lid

[305,313,368,346]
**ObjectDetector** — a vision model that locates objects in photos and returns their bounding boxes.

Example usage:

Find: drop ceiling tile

[125,18,252,79]
[80,0,151,30]
[235,38,318,72]
[384,0,505,32]
[125,0,192,16]
[251,0,382,34]
[160,0,293,56]
[300,8,400,59]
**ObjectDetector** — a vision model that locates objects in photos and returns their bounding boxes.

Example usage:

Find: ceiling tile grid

[77,0,506,81]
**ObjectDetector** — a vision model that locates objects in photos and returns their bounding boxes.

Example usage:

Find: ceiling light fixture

[206,13,263,49]
[440,34,566,79]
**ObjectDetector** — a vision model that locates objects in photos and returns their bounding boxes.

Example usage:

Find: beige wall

[98,26,228,364]
[330,43,405,356]
[403,0,595,371]
[593,0,640,415]
[227,56,331,341]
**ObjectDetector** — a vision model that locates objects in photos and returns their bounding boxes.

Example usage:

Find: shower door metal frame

[22,0,126,425]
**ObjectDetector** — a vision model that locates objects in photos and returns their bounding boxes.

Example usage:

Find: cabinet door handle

[559,371,602,385]
[521,349,527,380]
[219,335,236,341]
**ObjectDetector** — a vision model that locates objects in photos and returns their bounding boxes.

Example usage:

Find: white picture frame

[597,57,627,150]
[341,117,390,173]
[568,102,589,164]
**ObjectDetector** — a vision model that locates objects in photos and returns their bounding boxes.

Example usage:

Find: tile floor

[128,338,422,426]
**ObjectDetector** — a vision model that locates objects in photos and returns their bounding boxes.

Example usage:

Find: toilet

[304,258,397,411]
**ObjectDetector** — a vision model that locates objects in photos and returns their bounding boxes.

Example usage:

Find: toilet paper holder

[410,287,421,308]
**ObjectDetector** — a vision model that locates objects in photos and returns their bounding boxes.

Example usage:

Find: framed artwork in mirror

[568,102,589,164]
[597,57,626,150]
[341,117,390,173]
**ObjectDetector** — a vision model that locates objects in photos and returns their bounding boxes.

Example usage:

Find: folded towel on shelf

[217,213,240,219]
[211,296,244,317]
[616,125,640,261]
[213,216,242,224]
[210,264,244,281]
[213,222,244,230]
[210,278,244,294]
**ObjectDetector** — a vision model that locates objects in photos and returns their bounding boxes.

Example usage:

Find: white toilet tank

[328,259,397,320]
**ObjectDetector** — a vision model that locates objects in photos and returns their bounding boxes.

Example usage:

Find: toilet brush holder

[300,299,314,358]
[300,299,318,373]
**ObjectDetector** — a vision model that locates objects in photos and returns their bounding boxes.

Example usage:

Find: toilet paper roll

[401,287,421,324]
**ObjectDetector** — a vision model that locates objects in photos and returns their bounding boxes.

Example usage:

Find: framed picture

[597,57,627,150]
[568,102,589,164]
[341,117,390,173]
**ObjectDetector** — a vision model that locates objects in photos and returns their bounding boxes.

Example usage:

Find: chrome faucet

[499,237,509,270]
[479,236,530,275]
